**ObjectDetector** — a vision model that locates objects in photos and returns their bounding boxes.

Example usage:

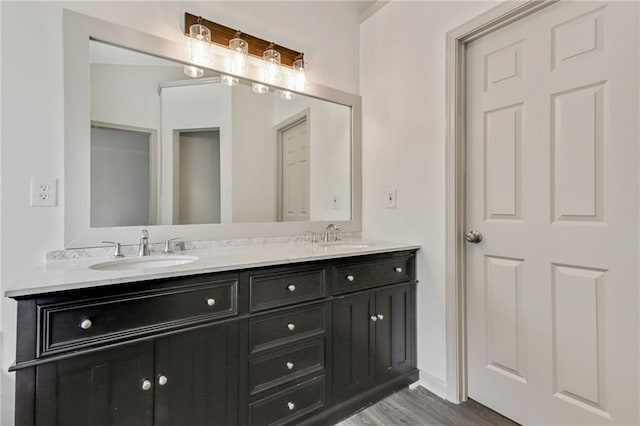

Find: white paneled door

[465,2,639,424]
[282,119,310,222]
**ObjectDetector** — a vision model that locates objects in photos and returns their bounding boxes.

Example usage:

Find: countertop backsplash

[46,232,363,262]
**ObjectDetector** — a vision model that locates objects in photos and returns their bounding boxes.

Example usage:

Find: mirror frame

[63,10,362,248]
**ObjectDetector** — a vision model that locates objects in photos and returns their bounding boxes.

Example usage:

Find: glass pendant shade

[183,65,204,78]
[292,56,307,91]
[262,45,281,84]
[280,90,296,100]
[190,23,212,65]
[252,83,269,94]
[221,74,239,87]
[228,34,249,76]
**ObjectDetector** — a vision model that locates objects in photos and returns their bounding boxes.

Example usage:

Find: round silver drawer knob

[394,267,403,273]
[287,323,296,331]
[207,298,216,307]
[346,275,355,282]
[141,379,152,391]
[287,284,296,292]
[80,319,92,330]
[158,375,168,386]
[287,402,295,411]
[370,315,378,322]
[377,314,384,321]
[286,362,294,370]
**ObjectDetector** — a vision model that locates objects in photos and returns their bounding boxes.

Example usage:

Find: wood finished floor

[336,386,519,426]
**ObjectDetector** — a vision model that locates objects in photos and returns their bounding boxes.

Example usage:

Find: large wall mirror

[64,11,361,248]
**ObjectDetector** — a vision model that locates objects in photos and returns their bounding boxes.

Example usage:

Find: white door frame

[444,0,557,404]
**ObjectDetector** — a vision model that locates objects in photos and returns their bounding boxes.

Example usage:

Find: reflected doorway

[90,122,158,227]
[175,130,221,225]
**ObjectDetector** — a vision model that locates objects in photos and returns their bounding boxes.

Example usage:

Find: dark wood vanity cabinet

[332,283,414,402]
[10,250,417,426]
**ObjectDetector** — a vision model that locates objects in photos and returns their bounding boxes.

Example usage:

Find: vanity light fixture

[189,17,212,65]
[183,65,204,78]
[292,54,307,91]
[221,74,239,86]
[280,90,296,101]
[262,43,282,84]
[228,31,249,76]
[252,83,270,94]
[183,13,308,91]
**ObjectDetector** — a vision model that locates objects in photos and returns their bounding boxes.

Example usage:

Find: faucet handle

[163,238,180,255]
[335,226,342,242]
[102,241,124,259]
[306,231,319,243]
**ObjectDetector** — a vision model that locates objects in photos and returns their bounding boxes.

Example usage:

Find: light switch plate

[331,193,339,209]
[31,177,58,207]
[385,188,397,208]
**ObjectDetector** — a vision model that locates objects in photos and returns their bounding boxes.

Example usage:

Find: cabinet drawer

[249,304,327,353]
[249,375,325,426]
[333,255,411,294]
[249,268,326,312]
[249,339,325,395]
[39,279,238,356]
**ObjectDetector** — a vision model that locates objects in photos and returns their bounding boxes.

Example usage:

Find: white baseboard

[408,370,448,400]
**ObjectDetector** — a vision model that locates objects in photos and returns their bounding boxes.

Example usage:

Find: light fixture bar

[184,12,302,68]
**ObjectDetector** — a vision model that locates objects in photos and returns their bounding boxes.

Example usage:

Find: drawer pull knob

[141,379,152,391]
[206,298,216,307]
[346,275,355,282]
[158,375,168,386]
[287,402,295,411]
[395,267,403,273]
[377,314,384,321]
[80,319,92,330]
[370,315,378,322]
[286,362,294,370]
[287,284,296,292]
[287,323,296,331]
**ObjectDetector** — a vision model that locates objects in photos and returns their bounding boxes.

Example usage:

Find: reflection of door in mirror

[90,123,158,227]
[176,130,221,225]
[280,118,310,222]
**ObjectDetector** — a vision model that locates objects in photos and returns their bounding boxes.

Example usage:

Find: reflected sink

[90,255,199,271]
[317,242,372,249]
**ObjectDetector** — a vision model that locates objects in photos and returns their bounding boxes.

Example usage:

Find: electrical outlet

[31,177,57,207]
[331,193,339,209]
[385,188,397,209]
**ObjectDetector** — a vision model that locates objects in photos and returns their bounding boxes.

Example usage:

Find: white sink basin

[90,255,199,271]
[318,242,372,249]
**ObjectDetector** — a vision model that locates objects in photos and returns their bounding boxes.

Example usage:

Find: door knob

[465,230,483,244]
[141,379,152,391]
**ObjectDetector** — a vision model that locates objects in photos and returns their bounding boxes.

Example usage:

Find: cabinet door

[332,291,376,400]
[35,341,155,426]
[154,321,239,426]
[375,284,414,382]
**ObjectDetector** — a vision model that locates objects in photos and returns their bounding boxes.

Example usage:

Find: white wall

[231,84,278,223]
[0,2,359,424]
[360,0,496,391]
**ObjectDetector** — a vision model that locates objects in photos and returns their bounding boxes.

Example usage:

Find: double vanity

[7,239,419,425]
[5,9,417,425]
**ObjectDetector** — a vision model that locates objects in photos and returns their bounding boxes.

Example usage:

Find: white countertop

[5,239,420,298]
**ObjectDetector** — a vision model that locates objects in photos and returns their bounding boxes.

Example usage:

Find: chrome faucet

[323,224,341,242]
[138,229,150,256]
